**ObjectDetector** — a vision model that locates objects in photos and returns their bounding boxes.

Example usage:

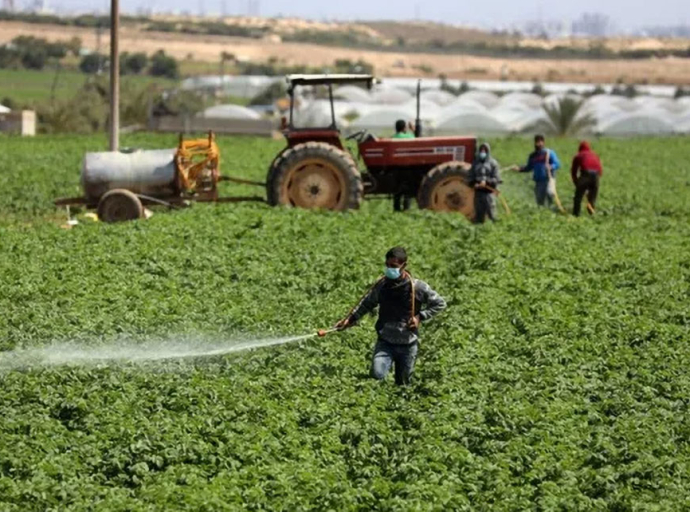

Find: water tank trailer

[55,132,265,222]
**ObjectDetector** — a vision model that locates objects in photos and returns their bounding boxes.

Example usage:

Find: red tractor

[266,74,478,218]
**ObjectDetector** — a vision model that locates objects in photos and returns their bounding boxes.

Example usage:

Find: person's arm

[416,281,447,323]
[519,154,533,173]
[344,280,383,325]
[549,150,561,173]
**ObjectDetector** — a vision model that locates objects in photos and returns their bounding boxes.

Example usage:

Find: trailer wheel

[267,142,362,211]
[97,189,144,223]
[417,161,474,220]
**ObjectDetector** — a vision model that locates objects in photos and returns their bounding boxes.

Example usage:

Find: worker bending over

[571,141,603,216]
[335,247,446,386]
[469,142,502,223]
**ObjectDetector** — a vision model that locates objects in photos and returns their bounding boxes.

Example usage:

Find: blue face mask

[384,267,402,280]
[479,151,488,161]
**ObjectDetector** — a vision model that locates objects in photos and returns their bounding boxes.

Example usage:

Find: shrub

[121,52,148,75]
[79,53,105,74]
[149,50,179,79]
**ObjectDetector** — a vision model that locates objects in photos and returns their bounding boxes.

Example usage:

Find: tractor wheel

[267,142,363,210]
[417,161,474,219]
[265,147,291,206]
[97,189,144,223]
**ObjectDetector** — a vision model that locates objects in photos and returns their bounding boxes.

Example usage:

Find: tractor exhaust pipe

[415,79,422,138]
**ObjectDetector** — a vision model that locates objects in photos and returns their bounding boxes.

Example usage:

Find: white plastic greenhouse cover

[677,116,690,133]
[435,112,510,135]
[181,75,278,98]
[420,89,456,106]
[334,85,372,103]
[370,88,413,105]
[444,97,490,114]
[458,90,500,108]
[401,99,442,117]
[200,104,261,119]
[499,92,544,108]
[597,113,676,136]
[351,108,416,129]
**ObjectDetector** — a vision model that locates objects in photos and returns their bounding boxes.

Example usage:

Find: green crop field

[0,69,177,106]
[1,134,689,510]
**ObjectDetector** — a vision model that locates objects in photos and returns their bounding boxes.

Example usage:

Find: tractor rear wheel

[267,142,363,210]
[97,189,144,223]
[417,162,474,219]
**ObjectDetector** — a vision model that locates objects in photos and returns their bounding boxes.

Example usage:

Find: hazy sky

[58,0,688,30]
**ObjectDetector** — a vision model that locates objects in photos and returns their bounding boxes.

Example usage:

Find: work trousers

[371,339,418,386]
[573,171,600,216]
[474,190,497,223]
[534,181,553,207]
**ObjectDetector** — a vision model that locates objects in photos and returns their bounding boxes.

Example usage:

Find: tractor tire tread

[417,161,473,216]
[266,142,363,210]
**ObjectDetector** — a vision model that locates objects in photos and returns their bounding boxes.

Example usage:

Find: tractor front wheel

[97,189,144,223]
[267,142,363,211]
[417,162,474,220]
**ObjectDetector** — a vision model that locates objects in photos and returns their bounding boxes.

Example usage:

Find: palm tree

[543,97,596,136]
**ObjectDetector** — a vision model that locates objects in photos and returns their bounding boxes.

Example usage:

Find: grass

[0,68,177,107]
[0,134,689,509]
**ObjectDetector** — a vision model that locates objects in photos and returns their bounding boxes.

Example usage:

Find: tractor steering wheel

[346,130,369,143]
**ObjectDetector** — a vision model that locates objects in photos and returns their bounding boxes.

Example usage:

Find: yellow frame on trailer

[174,131,221,197]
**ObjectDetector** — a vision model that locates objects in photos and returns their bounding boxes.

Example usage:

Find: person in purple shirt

[511,134,561,207]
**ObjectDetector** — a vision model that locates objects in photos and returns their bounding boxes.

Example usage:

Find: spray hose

[475,184,512,215]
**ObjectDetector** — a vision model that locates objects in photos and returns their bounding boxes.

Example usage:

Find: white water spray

[0,333,317,371]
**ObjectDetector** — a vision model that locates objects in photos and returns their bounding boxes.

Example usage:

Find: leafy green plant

[542,97,597,136]
[0,135,689,510]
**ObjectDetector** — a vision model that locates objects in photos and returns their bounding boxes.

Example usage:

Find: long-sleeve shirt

[571,141,603,182]
[520,148,561,182]
[350,276,446,345]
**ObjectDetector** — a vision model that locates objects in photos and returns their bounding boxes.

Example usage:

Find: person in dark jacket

[511,134,561,206]
[571,140,603,216]
[335,247,446,386]
[468,142,502,223]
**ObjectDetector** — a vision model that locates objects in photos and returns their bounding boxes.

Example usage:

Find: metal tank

[81,149,178,202]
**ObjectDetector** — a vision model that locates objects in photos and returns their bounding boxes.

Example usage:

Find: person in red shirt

[571,141,603,216]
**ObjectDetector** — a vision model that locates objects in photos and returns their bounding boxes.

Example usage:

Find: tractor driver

[393,119,415,140]
[392,119,415,211]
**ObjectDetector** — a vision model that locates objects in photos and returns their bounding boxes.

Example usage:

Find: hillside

[2,19,690,84]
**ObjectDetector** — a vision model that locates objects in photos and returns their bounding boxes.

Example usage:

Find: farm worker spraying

[510,134,561,207]
[468,142,502,223]
[571,140,603,216]
[392,119,415,212]
[333,247,446,386]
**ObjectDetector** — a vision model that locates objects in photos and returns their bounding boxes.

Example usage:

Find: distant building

[571,13,611,38]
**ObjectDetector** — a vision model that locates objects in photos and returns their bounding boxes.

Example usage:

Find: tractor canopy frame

[285,74,376,132]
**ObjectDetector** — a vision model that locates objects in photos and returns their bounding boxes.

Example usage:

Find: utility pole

[109,0,119,151]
